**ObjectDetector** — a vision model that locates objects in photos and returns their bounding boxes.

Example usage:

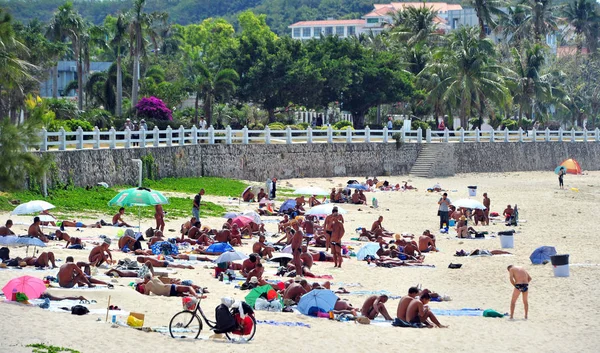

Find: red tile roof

[373,2,462,13]
[289,19,366,27]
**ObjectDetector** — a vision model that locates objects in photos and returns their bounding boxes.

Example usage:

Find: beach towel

[256,320,310,328]
[431,308,483,317]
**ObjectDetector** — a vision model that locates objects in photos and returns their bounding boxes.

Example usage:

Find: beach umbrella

[560,158,582,174]
[0,236,46,256]
[150,241,179,256]
[293,187,329,196]
[356,243,380,261]
[223,212,240,219]
[554,166,567,175]
[232,215,254,228]
[242,210,263,224]
[207,242,234,253]
[215,250,248,263]
[279,199,297,213]
[108,187,168,207]
[305,204,348,215]
[452,199,486,210]
[297,289,339,316]
[37,215,56,223]
[281,245,293,254]
[2,276,46,301]
[347,184,368,191]
[11,200,55,215]
[245,285,280,308]
[270,252,293,260]
[530,246,557,265]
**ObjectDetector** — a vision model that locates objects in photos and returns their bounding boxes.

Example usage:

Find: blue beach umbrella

[530,246,557,264]
[356,243,380,260]
[207,242,234,253]
[554,166,566,175]
[0,236,46,256]
[279,199,297,213]
[297,289,339,316]
[347,184,368,191]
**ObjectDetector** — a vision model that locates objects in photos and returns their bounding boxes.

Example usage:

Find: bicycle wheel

[226,314,257,342]
[169,310,203,339]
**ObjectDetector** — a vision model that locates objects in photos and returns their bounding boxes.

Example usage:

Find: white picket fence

[38,125,600,151]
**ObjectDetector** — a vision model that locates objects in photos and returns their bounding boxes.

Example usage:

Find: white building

[289,19,365,40]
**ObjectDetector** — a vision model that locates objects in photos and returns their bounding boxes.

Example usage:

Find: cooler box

[468,186,477,197]
[499,235,514,248]
[550,254,570,277]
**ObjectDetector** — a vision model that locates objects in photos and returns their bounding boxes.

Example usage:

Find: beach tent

[560,159,582,174]
[245,285,282,308]
[297,289,338,316]
[530,246,557,265]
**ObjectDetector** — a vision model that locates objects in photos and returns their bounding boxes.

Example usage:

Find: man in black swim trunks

[508,265,532,319]
[290,227,304,276]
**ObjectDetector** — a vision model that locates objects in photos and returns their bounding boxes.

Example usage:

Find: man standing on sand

[508,265,532,319]
[291,228,304,276]
[483,193,491,225]
[437,193,451,229]
[192,189,205,220]
[155,204,165,232]
[269,178,277,199]
[330,208,345,268]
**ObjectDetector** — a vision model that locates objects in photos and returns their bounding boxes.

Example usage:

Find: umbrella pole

[138,207,141,232]
[105,295,111,323]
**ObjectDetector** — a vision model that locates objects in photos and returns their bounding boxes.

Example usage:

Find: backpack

[213,304,236,334]
[0,247,9,261]
[71,305,90,316]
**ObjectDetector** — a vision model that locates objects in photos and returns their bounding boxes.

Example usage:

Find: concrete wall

[43,143,421,187]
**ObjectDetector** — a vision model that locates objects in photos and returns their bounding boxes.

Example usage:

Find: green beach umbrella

[245,284,282,308]
[108,187,169,207]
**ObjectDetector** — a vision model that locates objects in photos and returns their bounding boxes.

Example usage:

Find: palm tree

[128,0,149,108]
[47,2,86,110]
[108,13,129,116]
[467,0,506,38]
[509,44,553,122]
[391,5,441,46]
[563,0,600,54]
[146,11,169,56]
[421,27,511,128]
[522,0,560,43]
[192,61,239,127]
[496,5,529,48]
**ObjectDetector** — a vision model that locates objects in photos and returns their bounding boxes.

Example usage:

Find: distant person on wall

[198,116,207,130]
[124,118,134,131]
[438,119,445,131]
[132,120,139,146]
[387,117,393,136]
[139,119,148,131]
[192,189,205,220]
[269,178,277,199]
[437,193,451,230]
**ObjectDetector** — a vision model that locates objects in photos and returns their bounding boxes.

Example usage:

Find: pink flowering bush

[135,96,173,121]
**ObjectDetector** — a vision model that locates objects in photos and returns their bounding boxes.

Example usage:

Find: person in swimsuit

[508,265,532,319]
[252,235,274,259]
[112,207,132,227]
[0,220,14,236]
[330,209,345,268]
[56,230,82,249]
[154,204,165,232]
[406,293,446,327]
[135,256,195,269]
[88,238,113,267]
[360,295,393,320]
[58,256,111,288]
[290,228,304,276]
[140,274,202,297]
[558,168,565,189]
[22,252,57,268]
[106,260,156,278]
[28,217,48,243]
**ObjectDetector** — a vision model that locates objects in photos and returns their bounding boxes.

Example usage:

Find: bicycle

[169,294,256,342]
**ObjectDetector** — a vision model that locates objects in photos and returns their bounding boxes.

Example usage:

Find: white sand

[1,171,600,353]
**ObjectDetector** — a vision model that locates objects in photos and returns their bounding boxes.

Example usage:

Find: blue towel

[256,320,311,328]
[431,308,483,317]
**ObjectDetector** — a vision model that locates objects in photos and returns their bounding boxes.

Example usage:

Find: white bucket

[552,265,570,277]
[468,186,477,197]
[551,255,570,277]
[499,235,514,248]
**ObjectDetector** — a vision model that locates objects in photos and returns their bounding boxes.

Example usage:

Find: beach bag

[71,305,90,316]
[145,227,155,239]
[0,247,9,261]
[213,304,236,334]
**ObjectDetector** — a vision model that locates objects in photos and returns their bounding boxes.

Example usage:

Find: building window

[293,28,301,37]
[313,27,322,37]
[302,27,311,37]
[347,26,355,36]
[367,18,379,24]
[336,26,344,36]
[325,27,333,35]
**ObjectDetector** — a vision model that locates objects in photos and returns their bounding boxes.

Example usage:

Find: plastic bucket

[499,235,514,248]
[468,186,477,197]
[550,254,570,277]
[449,219,456,227]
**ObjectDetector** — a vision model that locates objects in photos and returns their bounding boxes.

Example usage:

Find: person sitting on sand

[283,278,310,306]
[58,256,112,288]
[222,218,233,230]
[39,210,57,226]
[112,207,132,227]
[257,188,267,202]
[28,217,48,243]
[136,256,194,269]
[472,208,486,226]
[395,238,422,260]
[351,190,366,205]
[308,195,322,207]
[180,217,197,238]
[18,252,57,268]
[88,238,113,267]
[138,273,202,297]
[371,216,393,238]
[56,230,83,249]
[253,235,274,259]
[358,190,367,204]
[406,292,447,328]
[229,224,243,246]
[118,229,139,252]
[402,181,416,191]
[244,263,264,285]
[361,295,393,321]
[242,188,255,202]
[456,216,469,238]
[376,237,391,257]
[278,215,290,233]
[241,254,259,277]
[295,196,306,210]
[0,220,15,236]
[397,286,419,321]
[503,205,514,222]
[419,230,437,252]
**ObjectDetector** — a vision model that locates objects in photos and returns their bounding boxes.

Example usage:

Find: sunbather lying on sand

[366,256,434,267]
[40,292,87,301]
[105,260,156,278]
[455,249,512,256]
[136,274,202,297]
[55,230,83,249]
[58,256,112,288]
[58,220,102,229]
[136,256,195,269]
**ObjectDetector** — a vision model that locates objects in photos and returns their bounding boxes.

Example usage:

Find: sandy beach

[1,171,599,353]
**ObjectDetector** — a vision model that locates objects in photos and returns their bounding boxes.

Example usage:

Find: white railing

[38,126,600,151]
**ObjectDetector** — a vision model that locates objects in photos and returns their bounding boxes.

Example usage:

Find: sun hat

[103,238,112,245]
[249,276,258,284]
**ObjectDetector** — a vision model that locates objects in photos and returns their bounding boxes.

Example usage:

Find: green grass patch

[27,343,80,353]
[144,177,247,197]
[0,186,225,220]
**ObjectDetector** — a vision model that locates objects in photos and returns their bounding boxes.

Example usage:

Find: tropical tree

[522,0,560,43]
[496,5,529,49]
[563,0,600,54]
[422,26,511,128]
[108,13,129,116]
[390,5,440,46]
[191,61,239,126]
[47,2,86,110]
[128,0,149,108]
[467,0,506,39]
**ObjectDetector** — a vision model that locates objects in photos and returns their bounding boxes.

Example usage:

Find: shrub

[136,96,173,121]
[411,120,429,131]
[297,122,309,129]
[392,120,403,130]
[333,120,353,130]
[248,122,264,130]
[80,109,114,130]
[46,98,79,120]
[501,119,518,131]
[267,122,286,130]
[519,118,533,130]
[62,119,94,132]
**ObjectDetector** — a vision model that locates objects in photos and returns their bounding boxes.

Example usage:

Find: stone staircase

[410,144,445,178]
